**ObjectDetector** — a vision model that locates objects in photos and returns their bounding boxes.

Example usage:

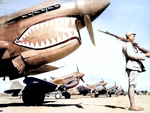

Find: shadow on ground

[0,101,84,109]
[104,105,126,110]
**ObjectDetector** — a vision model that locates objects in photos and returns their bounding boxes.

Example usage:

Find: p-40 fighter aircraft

[50,66,85,99]
[0,0,110,105]
[68,79,107,98]
[106,82,119,97]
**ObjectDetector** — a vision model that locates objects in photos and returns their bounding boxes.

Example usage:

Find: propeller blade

[76,64,79,73]
[114,82,116,86]
[101,78,104,83]
[81,77,85,83]
[50,76,55,80]
[84,15,95,46]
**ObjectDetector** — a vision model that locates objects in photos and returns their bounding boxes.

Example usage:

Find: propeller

[81,77,85,83]
[76,64,79,73]
[84,14,95,46]
[114,82,116,86]
[114,82,118,89]
[101,78,104,83]
[76,64,85,83]
[50,76,55,80]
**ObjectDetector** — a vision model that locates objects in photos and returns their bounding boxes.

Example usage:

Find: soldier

[122,31,150,111]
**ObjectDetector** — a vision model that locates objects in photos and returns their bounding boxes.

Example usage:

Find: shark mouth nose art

[64,78,78,89]
[14,17,80,49]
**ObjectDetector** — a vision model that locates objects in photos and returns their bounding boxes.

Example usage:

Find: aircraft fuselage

[0,0,110,79]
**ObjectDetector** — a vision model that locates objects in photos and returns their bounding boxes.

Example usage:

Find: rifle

[98,30,149,54]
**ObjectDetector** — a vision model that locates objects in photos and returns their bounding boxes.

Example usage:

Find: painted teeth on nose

[68,32,73,38]
[65,19,70,26]
[63,34,67,41]
[74,30,78,37]
[19,37,24,41]
[22,42,25,46]
[28,28,32,34]
[45,21,49,27]
[35,42,40,48]
[35,24,39,30]
[30,42,34,48]
[24,32,28,37]
[54,18,59,26]
[40,23,44,28]
[50,21,53,26]
[71,18,76,25]
[60,19,64,25]
[41,41,45,47]
[26,41,29,46]
[31,26,35,32]
[15,17,78,49]
[57,36,62,43]
[46,39,51,46]
[51,38,56,44]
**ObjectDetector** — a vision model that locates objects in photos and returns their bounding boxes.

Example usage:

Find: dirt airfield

[0,94,150,113]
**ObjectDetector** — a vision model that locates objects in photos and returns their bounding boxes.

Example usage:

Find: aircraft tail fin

[4,81,24,96]
[10,81,24,89]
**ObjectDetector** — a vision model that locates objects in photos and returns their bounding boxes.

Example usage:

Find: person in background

[122,31,150,111]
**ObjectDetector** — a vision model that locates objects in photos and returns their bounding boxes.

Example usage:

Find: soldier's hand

[146,52,150,58]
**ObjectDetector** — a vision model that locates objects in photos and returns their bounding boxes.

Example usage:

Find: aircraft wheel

[114,91,118,97]
[106,91,109,97]
[62,92,71,99]
[22,85,45,106]
[55,92,62,99]
[89,93,94,98]
[95,94,99,98]
[107,91,111,97]
[83,92,88,96]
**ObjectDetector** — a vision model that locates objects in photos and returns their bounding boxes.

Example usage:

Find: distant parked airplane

[68,79,107,98]
[50,66,85,99]
[106,82,119,97]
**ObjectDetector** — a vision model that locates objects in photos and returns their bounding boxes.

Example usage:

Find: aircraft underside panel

[0,56,25,80]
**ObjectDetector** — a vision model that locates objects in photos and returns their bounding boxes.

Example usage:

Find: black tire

[83,92,88,96]
[95,94,99,98]
[108,91,111,97]
[62,92,71,99]
[22,85,45,106]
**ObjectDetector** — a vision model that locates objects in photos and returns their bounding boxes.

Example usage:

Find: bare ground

[0,94,150,113]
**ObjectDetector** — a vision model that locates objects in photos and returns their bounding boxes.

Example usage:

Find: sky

[0,0,150,93]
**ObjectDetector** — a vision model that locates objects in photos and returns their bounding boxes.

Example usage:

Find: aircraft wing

[29,65,59,75]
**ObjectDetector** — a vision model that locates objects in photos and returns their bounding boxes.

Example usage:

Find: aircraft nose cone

[89,0,110,20]
[77,0,110,19]
[102,82,107,86]
[79,73,85,77]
